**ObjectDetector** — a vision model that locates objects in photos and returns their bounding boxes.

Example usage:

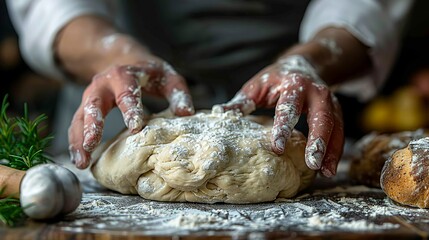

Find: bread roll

[381,137,429,208]
[349,129,427,188]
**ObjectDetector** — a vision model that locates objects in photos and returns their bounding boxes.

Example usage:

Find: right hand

[217,56,344,177]
[68,56,194,169]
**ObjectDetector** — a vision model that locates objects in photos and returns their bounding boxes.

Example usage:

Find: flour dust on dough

[91,108,316,203]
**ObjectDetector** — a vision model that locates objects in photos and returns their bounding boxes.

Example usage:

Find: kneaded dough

[91,109,315,203]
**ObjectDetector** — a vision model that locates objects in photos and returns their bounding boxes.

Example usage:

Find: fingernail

[212,105,225,113]
[175,104,195,116]
[69,147,82,165]
[127,115,144,133]
[321,167,335,178]
[240,99,256,115]
[305,138,326,170]
[330,164,337,175]
[184,105,195,115]
[324,158,338,177]
[169,89,194,116]
[75,158,89,169]
[275,137,285,153]
[306,152,323,170]
[321,160,336,177]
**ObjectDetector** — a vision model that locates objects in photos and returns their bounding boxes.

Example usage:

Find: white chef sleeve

[6,0,111,80]
[300,0,414,101]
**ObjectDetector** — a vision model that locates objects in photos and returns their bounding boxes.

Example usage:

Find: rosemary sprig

[0,95,53,170]
[0,188,24,227]
[0,94,54,226]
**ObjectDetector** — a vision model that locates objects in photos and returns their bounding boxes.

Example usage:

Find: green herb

[0,95,54,226]
[0,188,24,226]
[0,95,53,170]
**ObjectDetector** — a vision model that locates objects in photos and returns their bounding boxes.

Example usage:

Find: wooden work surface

[1,157,429,240]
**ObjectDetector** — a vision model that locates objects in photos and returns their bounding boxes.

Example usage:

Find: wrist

[90,34,152,76]
[279,27,370,86]
[276,55,326,86]
[54,16,151,83]
[278,41,335,85]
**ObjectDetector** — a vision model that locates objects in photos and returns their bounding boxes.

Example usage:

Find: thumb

[216,92,256,115]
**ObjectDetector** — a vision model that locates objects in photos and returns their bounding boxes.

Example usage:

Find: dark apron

[123,0,310,107]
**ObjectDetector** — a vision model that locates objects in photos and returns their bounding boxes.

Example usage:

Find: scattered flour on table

[59,185,429,235]
[54,151,428,236]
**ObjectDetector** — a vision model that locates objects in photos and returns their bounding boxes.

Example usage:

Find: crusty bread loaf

[349,129,428,188]
[381,137,429,208]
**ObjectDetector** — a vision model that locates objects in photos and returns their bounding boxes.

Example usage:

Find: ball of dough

[349,129,428,188]
[91,110,316,203]
[381,137,429,208]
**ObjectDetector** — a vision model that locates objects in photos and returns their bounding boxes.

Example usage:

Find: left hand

[68,57,194,169]
[218,56,344,177]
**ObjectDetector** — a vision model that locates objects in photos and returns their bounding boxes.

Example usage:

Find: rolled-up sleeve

[6,0,111,80]
[300,0,414,101]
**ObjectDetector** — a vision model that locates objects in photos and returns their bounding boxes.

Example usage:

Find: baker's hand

[218,56,343,177]
[68,57,194,169]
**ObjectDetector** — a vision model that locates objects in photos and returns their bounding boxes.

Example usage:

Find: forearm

[55,15,150,83]
[281,27,370,86]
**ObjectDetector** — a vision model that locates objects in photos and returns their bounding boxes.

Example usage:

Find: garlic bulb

[20,164,82,219]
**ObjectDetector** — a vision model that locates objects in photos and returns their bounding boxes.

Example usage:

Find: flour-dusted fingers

[320,95,344,177]
[305,87,335,171]
[108,65,146,134]
[162,63,195,116]
[216,66,283,115]
[82,95,106,152]
[68,106,92,169]
[216,91,256,115]
[219,69,279,115]
[128,61,195,117]
[68,65,145,169]
[271,83,304,154]
[70,81,111,168]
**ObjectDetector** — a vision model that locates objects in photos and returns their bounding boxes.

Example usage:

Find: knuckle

[332,97,343,113]
[311,111,335,128]
[67,127,76,142]
[90,74,109,89]
[92,65,138,84]
[276,102,299,116]
[322,112,335,126]
[94,65,121,80]
[92,72,104,82]
[116,90,134,106]
[116,90,143,111]
[286,73,307,83]
[314,87,332,99]
[85,96,103,107]
[70,109,83,123]
[162,62,178,75]
[67,129,82,148]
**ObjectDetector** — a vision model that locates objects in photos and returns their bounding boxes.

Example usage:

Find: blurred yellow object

[391,87,426,131]
[362,86,426,132]
[362,97,392,132]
